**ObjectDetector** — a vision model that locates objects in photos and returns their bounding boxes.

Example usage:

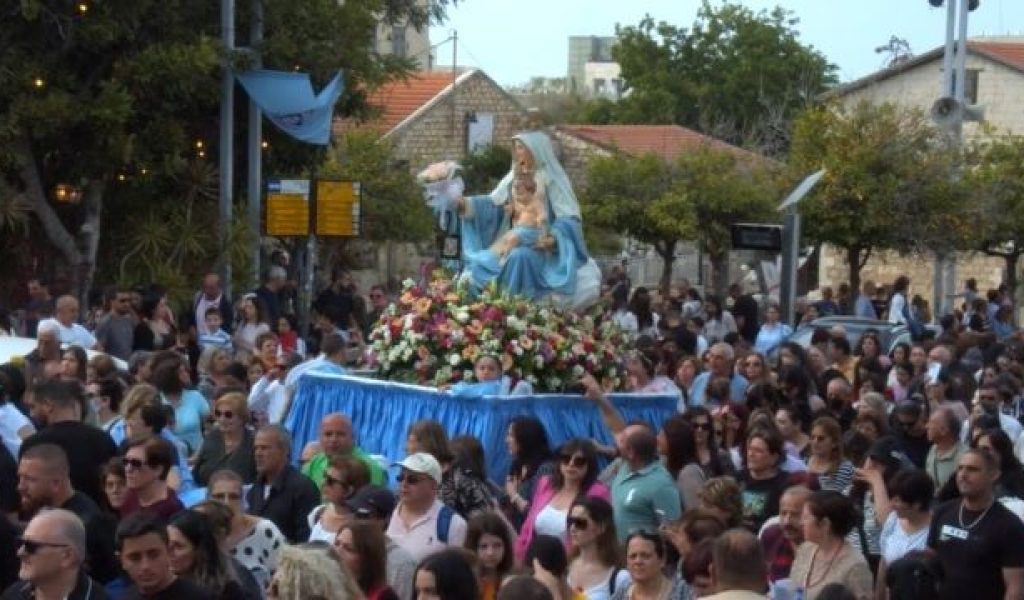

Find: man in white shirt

[37,295,97,350]
[386,453,466,562]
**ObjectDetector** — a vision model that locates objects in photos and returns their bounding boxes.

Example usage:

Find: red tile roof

[556,124,757,162]
[970,41,1024,72]
[365,71,462,133]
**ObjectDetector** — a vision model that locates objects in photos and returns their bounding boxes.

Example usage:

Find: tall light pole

[219,0,235,299]
[247,0,263,289]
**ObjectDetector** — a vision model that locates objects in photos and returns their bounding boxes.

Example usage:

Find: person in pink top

[514,438,610,564]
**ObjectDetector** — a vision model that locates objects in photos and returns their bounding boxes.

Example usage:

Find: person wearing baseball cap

[338,486,417,600]
[385,453,467,562]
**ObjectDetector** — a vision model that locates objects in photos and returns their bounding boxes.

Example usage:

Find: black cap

[867,436,913,471]
[344,486,396,519]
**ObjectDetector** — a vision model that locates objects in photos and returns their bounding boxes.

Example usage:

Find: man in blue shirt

[688,342,748,409]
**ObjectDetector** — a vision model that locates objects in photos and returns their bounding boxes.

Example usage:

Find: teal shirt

[611,461,681,542]
[301,447,386,489]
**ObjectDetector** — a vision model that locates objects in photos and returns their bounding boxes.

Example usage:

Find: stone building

[817,38,1024,308]
[341,69,529,172]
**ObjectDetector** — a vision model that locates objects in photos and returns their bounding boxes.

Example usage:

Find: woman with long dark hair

[464,512,515,600]
[659,415,704,511]
[683,407,733,478]
[407,419,494,519]
[629,287,660,339]
[514,438,607,563]
[414,549,480,600]
[701,295,737,344]
[335,520,399,600]
[167,509,246,599]
[503,416,553,527]
[566,497,629,600]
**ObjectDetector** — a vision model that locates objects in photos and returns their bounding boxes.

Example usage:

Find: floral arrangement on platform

[367,274,631,392]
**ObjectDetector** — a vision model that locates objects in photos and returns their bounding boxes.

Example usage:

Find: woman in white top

[875,469,934,600]
[307,455,371,543]
[567,497,630,600]
[232,294,271,362]
[0,399,34,458]
[609,296,638,338]
[629,288,661,340]
[701,296,737,344]
[206,469,286,589]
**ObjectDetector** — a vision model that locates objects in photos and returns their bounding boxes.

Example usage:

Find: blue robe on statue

[459,131,589,301]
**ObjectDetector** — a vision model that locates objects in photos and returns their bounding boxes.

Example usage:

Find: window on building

[391,25,407,57]
[467,112,495,153]
[593,78,606,95]
[965,69,979,104]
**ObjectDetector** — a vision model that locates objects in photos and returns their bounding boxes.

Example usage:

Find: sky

[428,0,1024,86]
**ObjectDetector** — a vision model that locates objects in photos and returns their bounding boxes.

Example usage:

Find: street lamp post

[220,0,235,299]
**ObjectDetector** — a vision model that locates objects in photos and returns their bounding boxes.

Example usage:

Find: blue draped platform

[284,373,678,483]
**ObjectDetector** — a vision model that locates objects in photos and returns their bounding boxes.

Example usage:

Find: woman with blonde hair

[698,476,743,529]
[196,346,233,401]
[267,544,365,600]
[193,391,256,485]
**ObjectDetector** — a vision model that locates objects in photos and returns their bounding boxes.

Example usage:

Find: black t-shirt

[61,492,119,584]
[740,469,791,533]
[20,421,117,508]
[0,444,17,514]
[927,498,1024,600]
[123,577,215,600]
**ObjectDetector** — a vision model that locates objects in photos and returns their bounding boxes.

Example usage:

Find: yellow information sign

[265,179,310,236]
[316,180,361,237]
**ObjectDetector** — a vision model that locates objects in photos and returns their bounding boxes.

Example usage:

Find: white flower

[403,315,415,330]
[455,310,470,324]
[535,355,545,369]
[402,278,416,289]
[572,365,585,379]
[449,353,462,366]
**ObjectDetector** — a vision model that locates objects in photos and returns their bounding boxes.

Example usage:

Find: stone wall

[548,127,612,191]
[838,52,1024,137]
[818,245,1006,305]
[388,71,529,172]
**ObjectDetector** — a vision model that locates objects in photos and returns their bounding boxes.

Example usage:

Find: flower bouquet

[367,273,631,392]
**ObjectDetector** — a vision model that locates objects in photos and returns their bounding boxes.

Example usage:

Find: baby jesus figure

[490,171,553,262]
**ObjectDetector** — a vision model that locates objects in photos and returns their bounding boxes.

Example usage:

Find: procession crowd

[0,265,1023,600]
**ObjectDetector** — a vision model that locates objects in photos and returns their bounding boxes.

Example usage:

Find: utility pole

[932,0,973,317]
[219,0,235,299]
[247,0,263,290]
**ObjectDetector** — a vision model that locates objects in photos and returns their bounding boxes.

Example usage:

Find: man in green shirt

[610,427,681,541]
[301,413,385,488]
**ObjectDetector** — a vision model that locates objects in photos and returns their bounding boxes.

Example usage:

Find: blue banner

[236,69,344,146]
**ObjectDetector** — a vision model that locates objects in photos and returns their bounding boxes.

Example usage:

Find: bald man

[36,295,97,350]
[0,508,109,599]
[300,413,385,489]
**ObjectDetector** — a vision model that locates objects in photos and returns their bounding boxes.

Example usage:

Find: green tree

[583,147,776,295]
[0,0,451,301]
[963,134,1024,296]
[789,101,964,293]
[604,1,837,154]
[461,144,512,193]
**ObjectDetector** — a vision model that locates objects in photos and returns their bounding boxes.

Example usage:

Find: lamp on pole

[778,169,826,326]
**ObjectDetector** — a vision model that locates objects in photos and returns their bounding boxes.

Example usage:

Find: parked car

[786,316,911,356]
[0,336,127,371]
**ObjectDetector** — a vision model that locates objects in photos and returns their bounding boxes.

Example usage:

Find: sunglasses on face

[397,472,426,485]
[560,454,587,468]
[214,410,234,419]
[323,474,346,488]
[692,421,710,431]
[211,492,241,502]
[567,516,589,530]
[123,458,150,470]
[17,537,68,555]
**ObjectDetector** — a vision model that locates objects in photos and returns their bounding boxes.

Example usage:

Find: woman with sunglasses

[610,531,681,600]
[335,520,399,600]
[464,512,515,600]
[739,352,770,387]
[807,417,855,493]
[683,407,733,479]
[206,469,286,590]
[514,439,608,563]
[192,392,256,486]
[716,402,748,472]
[565,497,629,600]
[166,509,247,599]
[308,455,372,543]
